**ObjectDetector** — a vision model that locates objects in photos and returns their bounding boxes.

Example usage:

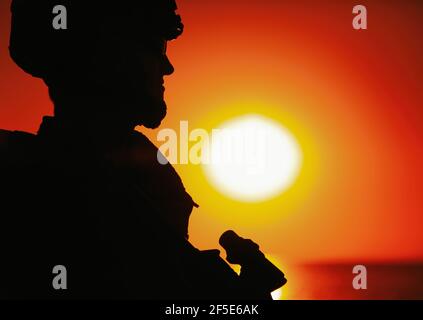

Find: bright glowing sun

[202,114,302,202]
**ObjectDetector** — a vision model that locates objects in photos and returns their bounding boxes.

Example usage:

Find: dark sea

[277,263,423,300]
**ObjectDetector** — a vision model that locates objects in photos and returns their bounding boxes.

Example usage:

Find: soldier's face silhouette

[10,1,183,131]
[117,37,175,129]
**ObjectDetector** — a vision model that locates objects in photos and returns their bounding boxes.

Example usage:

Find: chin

[138,99,167,129]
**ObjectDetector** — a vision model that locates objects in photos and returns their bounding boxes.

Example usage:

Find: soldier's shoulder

[0,129,37,163]
[131,130,158,150]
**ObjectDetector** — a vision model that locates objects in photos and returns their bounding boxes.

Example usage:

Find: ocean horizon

[275,262,423,300]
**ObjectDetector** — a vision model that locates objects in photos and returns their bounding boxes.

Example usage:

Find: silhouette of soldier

[0,0,286,299]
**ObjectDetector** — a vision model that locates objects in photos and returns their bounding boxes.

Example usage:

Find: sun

[202,114,302,202]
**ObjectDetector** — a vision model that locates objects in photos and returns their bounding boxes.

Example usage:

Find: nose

[162,55,174,76]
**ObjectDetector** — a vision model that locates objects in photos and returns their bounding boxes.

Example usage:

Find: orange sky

[1,0,422,264]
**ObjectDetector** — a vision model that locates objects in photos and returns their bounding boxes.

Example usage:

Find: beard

[138,98,167,129]
[117,81,168,129]
[48,74,168,131]
[128,90,167,129]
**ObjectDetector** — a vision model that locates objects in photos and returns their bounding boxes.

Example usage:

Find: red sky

[0,0,422,264]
